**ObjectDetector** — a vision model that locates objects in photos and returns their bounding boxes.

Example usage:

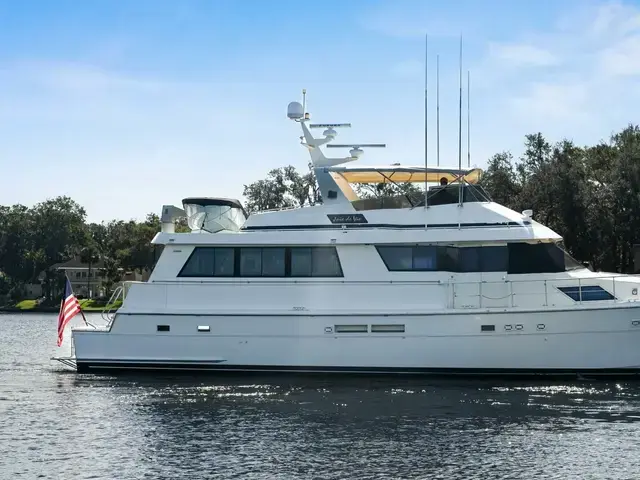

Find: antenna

[424,33,428,208]
[302,89,307,118]
[458,35,463,206]
[327,143,385,160]
[326,144,386,148]
[467,70,471,168]
[309,123,352,128]
[436,54,440,167]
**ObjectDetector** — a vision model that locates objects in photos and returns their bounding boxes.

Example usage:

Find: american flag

[57,276,83,347]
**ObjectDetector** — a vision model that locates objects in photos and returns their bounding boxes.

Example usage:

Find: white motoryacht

[54,96,640,376]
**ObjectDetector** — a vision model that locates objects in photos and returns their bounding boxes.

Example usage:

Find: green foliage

[0,196,171,300]
[242,166,320,213]
[354,181,423,204]
[480,125,640,273]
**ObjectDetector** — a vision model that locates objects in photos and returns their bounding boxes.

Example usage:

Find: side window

[414,246,438,270]
[290,247,312,277]
[213,247,234,277]
[376,244,509,272]
[376,246,413,271]
[480,246,508,272]
[179,247,216,276]
[311,247,343,277]
[179,246,343,277]
[262,248,286,277]
[508,243,564,274]
[458,247,481,272]
[240,248,262,276]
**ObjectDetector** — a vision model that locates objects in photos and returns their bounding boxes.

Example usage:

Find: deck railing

[112,274,635,314]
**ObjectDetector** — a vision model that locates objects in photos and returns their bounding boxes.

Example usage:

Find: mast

[467,70,471,168]
[437,54,440,167]
[457,35,463,206]
[424,33,428,208]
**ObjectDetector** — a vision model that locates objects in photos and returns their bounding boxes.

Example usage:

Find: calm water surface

[1,313,640,479]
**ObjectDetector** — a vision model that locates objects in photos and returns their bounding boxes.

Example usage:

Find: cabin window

[377,246,413,271]
[290,247,313,276]
[262,247,286,277]
[414,246,439,270]
[179,247,216,276]
[311,247,343,277]
[214,247,234,276]
[377,245,509,272]
[376,243,577,274]
[240,248,262,276]
[178,246,343,278]
[507,243,565,274]
[557,285,615,302]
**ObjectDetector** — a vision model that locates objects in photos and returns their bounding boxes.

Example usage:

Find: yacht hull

[71,306,640,376]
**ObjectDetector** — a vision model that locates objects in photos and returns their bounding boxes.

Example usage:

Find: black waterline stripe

[75,362,640,377]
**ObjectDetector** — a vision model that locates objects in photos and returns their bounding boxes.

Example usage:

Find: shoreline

[0,300,121,314]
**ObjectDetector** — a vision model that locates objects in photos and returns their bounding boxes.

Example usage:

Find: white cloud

[478,1,640,140]
[598,34,640,76]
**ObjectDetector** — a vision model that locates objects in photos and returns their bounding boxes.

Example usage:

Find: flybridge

[286,91,488,208]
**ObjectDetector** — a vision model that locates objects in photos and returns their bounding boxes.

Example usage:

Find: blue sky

[1,0,639,222]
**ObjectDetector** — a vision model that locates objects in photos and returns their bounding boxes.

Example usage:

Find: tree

[243,166,320,213]
[479,152,521,208]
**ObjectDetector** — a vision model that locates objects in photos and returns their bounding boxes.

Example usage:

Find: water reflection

[3,314,640,479]
[65,374,640,479]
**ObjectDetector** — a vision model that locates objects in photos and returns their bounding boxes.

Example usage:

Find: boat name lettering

[327,214,368,224]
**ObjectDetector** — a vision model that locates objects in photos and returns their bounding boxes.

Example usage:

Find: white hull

[71,306,640,375]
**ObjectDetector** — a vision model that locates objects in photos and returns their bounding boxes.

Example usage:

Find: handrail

[141,273,628,287]
[112,275,636,314]
[450,274,631,310]
[101,285,124,324]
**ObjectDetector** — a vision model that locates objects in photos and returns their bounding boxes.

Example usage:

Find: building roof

[51,257,106,270]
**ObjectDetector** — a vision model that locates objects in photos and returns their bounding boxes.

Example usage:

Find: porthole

[537,324,546,330]
[504,325,513,331]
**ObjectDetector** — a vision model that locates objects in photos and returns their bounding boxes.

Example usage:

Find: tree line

[2,124,640,303]
[0,198,186,302]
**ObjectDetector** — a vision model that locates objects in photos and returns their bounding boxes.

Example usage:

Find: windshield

[557,242,588,271]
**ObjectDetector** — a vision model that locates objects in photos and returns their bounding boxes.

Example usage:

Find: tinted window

[290,247,312,277]
[240,248,262,276]
[311,247,343,277]
[377,246,413,271]
[458,247,481,272]
[262,248,286,277]
[214,247,234,276]
[414,246,438,270]
[179,247,215,276]
[179,246,342,278]
[480,246,508,272]
[558,285,615,301]
[507,243,564,274]
[376,244,509,273]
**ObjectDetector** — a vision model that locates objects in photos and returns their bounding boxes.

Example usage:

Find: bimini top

[328,165,482,185]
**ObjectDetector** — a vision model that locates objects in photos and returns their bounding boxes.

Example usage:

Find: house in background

[47,257,150,299]
[50,257,107,298]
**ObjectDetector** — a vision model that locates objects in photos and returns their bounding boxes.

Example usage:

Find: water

[1,313,640,480]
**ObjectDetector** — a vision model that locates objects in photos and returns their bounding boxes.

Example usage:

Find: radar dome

[287,101,304,120]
